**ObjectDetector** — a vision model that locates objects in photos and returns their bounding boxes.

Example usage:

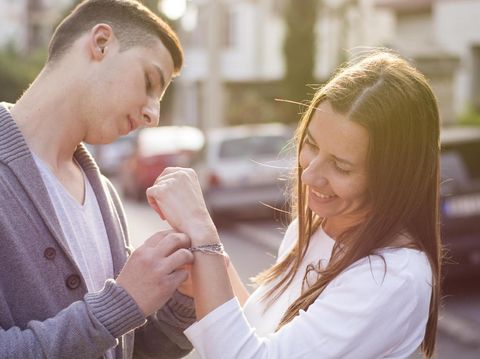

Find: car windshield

[138,127,205,157]
[219,136,288,159]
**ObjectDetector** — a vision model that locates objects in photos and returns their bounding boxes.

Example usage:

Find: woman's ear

[89,23,114,60]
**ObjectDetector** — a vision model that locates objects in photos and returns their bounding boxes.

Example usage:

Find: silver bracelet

[188,243,225,256]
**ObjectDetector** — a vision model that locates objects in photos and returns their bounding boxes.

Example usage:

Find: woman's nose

[302,157,328,187]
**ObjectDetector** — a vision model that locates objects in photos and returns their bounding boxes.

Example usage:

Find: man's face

[83,37,175,144]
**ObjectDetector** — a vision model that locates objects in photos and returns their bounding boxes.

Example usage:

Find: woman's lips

[311,188,336,199]
[309,188,338,205]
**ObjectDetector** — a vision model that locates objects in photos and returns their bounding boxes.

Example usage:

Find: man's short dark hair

[47,0,183,75]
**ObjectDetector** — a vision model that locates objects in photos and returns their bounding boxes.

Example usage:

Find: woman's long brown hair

[255,50,441,358]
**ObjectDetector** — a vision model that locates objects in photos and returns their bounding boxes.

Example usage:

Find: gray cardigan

[0,104,195,358]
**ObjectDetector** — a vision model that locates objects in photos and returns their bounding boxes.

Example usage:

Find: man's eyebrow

[154,64,166,90]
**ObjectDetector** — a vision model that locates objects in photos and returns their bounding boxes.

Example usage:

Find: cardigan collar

[0,103,127,276]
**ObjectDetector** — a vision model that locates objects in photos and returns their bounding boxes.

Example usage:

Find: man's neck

[10,68,85,172]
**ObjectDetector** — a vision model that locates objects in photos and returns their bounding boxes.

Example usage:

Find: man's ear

[89,23,114,60]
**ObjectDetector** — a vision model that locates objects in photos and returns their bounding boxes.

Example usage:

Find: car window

[138,127,204,157]
[189,144,207,167]
[219,135,288,159]
[441,139,480,193]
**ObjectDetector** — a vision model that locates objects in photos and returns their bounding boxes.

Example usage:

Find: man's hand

[116,230,194,317]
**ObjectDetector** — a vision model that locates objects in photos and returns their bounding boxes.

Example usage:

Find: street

[122,197,480,359]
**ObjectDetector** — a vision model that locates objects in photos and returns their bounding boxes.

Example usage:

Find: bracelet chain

[188,243,225,255]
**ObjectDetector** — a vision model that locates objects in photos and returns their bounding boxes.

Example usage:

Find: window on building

[182,2,236,50]
[222,6,237,49]
[271,0,287,16]
[472,45,480,112]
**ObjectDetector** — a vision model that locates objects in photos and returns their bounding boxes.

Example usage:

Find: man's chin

[83,135,118,145]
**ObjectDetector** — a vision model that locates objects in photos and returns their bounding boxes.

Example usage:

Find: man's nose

[142,100,160,127]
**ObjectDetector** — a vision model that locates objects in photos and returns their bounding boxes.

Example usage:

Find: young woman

[147,50,442,358]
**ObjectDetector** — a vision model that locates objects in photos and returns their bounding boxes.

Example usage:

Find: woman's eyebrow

[332,155,354,166]
[306,129,316,144]
[307,129,355,166]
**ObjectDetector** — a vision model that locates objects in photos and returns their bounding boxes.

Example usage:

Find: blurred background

[1,0,480,357]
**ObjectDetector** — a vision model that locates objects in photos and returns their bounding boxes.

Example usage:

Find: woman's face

[299,101,370,235]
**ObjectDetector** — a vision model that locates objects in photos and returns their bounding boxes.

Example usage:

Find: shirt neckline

[32,152,88,209]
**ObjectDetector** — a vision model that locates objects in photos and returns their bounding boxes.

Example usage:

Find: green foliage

[143,0,160,14]
[143,0,179,30]
[225,82,286,126]
[282,0,319,122]
[0,46,46,102]
[459,104,480,127]
[283,0,318,99]
[51,0,82,30]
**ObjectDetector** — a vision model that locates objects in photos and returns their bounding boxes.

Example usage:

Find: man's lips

[127,117,136,132]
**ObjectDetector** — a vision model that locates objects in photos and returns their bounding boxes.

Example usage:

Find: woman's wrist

[189,221,220,246]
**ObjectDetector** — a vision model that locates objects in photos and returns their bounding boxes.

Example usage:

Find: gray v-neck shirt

[34,155,116,359]
[33,154,114,293]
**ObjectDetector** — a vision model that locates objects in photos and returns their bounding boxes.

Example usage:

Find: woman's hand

[146,167,218,245]
[176,254,232,299]
[177,264,194,297]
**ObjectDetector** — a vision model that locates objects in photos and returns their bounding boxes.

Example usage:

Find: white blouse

[185,220,433,359]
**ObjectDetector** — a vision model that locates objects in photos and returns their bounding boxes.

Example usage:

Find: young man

[0,1,195,358]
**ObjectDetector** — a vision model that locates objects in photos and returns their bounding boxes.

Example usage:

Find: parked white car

[192,123,295,219]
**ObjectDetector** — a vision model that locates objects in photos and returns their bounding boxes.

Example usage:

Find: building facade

[174,0,393,128]
[0,0,72,54]
[4,0,476,127]
[377,0,480,125]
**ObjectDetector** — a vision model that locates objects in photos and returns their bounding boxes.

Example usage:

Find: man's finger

[156,233,191,257]
[168,269,190,289]
[143,229,174,247]
[164,248,194,273]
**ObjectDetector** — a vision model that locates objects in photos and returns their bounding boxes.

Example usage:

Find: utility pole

[203,0,224,129]
[26,0,43,55]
